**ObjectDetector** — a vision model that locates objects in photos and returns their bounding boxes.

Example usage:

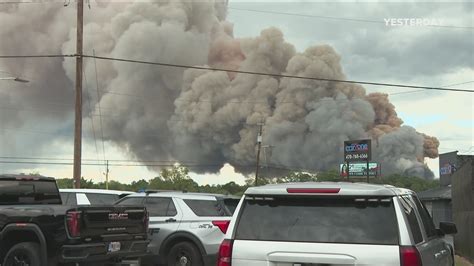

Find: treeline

[55,165,440,195]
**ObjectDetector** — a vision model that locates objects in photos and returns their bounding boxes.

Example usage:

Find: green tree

[56,178,73,189]
[221,181,246,195]
[160,164,190,182]
[316,169,342,181]
[55,177,98,189]
[375,174,439,192]
[274,171,318,183]
[148,164,199,192]
[129,179,149,192]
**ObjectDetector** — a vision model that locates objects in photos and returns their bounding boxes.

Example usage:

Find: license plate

[108,242,121,252]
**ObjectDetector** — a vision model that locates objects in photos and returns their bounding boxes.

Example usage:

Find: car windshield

[235,196,399,245]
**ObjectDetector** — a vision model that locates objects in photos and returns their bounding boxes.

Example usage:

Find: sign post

[343,139,372,183]
[366,159,370,183]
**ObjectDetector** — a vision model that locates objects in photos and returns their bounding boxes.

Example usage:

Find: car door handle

[165,218,177,223]
[440,249,448,255]
[434,252,442,259]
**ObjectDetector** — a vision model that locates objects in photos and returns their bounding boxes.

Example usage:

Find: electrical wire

[1,1,472,30]
[91,50,107,165]
[83,63,103,176]
[389,81,474,96]
[1,53,472,93]
[228,7,474,30]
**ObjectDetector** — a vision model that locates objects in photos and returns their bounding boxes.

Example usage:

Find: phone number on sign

[345,153,369,160]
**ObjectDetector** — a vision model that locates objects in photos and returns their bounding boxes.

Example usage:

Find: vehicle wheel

[3,242,41,266]
[166,242,203,266]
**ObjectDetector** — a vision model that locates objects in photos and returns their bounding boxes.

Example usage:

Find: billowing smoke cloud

[0,0,438,178]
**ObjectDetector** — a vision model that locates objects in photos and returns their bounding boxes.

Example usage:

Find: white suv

[219,182,457,266]
[59,188,133,205]
[116,191,239,266]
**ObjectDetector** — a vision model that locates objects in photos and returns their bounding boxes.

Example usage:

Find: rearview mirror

[439,222,457,235]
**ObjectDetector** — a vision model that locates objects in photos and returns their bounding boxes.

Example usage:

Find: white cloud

[190,164,247,186]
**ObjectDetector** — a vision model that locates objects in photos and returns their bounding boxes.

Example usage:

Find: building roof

[418,186,451,201]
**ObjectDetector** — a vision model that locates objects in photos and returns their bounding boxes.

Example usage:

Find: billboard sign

[340,162,378,177]
[439,151,458,186]
[344,139,372,162]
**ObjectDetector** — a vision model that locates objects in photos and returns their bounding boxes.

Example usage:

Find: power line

[91,50,107,165]
[228,7,474,30]
[83,63,103,176]
[1,127,73,137]
[0,159,306,174]
[0,155,215,163]
[0,54,74,59]
[0,160,247,168]
[389,81,474,96]
[84,54,474,93]
[1,1,471,30]
[2,53,473,93]
[0,155,310,172]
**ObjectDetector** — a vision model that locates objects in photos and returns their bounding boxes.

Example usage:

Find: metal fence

[452,157,474,262]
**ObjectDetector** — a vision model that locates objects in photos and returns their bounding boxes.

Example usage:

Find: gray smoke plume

[0,0,438,178]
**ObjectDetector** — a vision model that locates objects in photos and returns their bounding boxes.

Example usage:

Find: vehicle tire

[3,242,41,266]
[166,241,203,266]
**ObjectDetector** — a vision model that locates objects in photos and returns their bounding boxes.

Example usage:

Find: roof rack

[143,189,188,194]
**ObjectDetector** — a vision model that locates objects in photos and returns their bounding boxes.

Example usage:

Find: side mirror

[439,222,457,235]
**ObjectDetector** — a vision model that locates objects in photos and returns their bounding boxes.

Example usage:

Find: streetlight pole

[73,0,84,188]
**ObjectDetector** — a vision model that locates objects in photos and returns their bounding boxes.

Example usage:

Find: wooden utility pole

[105,160,110,190]
[255,122,264,186]
[73,0,84,188]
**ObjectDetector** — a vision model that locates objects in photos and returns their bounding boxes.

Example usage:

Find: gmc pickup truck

[0,174,149,266]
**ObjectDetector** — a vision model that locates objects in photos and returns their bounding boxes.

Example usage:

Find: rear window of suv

[86,193,120,205]
[235,196,399,245]
[184,199,227,217]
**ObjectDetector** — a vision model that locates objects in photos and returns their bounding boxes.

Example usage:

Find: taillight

[217,239,233,266]
[286,188,340,194]
[66,211,81,238]
[212,220,230,234]
[400,246,422,266]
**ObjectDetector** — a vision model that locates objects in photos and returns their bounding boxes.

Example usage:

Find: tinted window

[86,193,120,205]
[235,196,399,245]
[116,197,144,206]
[60,192,77,205]
[399,196,423,243]
[0,180,61,204]
[184,199,226,217]
[60,192,69,203]
[413,196,437,238]
[145,197,177,216]
[223,198,239,214]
